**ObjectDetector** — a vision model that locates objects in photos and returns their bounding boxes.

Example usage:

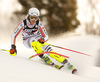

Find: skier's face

[29,15,38,24]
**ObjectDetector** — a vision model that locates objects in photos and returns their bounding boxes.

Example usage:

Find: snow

[0,35,100,82]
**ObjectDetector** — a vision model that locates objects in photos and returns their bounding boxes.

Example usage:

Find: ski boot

[42,55,54,66]
[67,63,77,74]
[54,64,64,70]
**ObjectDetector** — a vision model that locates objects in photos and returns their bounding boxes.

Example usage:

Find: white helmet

[28,8,40,17]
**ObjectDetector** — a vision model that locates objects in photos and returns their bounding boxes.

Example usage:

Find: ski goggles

[30,16,39,21]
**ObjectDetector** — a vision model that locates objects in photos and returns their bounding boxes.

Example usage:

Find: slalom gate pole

[29,51,69,59]
[49,44,91,57]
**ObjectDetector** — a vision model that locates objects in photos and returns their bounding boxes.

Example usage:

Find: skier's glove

[10,44,17,56]
[38,38,45,44]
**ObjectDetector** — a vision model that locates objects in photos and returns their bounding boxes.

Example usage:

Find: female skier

[9,7,77,74]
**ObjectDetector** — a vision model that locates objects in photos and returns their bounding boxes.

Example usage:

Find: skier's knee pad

[49,51,66,63]
[31,41,43,53]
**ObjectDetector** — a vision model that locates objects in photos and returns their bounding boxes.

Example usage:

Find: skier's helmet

[28,8,40,21]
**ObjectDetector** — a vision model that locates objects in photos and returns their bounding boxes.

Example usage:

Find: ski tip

[72,69,77,74]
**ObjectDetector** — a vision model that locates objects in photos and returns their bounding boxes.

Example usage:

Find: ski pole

[49,44,91,57]
[0,49,9,52]
[0,49,16,56]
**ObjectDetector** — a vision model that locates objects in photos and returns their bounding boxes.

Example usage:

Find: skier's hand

[10,44,17,56]
[38,38,45,44]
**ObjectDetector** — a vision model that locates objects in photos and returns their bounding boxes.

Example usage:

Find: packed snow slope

[0,34,100,82]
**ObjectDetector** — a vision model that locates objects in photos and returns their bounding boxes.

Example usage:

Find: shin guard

[49,51,67,63]
[31,41,43,54]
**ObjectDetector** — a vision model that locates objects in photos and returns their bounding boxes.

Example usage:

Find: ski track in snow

[0,35,100,82]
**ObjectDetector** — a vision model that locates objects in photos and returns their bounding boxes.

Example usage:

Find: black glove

[10,44,17,56]
[38,38,45,44]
